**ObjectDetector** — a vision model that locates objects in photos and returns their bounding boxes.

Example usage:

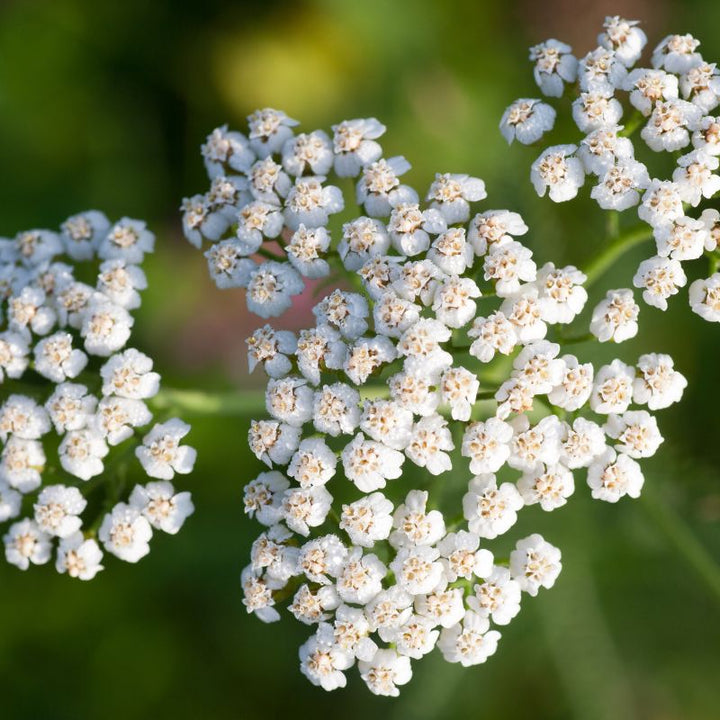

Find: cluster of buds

[0,214,196,579]
[501,16,720,323]
[187,107,688,695]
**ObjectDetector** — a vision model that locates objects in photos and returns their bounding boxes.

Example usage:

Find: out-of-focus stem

[151,388,267,416]
[641,483,720,605]
[584,225,653,287]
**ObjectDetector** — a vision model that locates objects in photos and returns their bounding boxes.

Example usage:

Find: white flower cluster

[502,16,720,322]
[224,112,686,695]
[0,214,196,578]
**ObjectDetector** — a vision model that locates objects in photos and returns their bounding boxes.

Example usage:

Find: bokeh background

[1,0,719,718]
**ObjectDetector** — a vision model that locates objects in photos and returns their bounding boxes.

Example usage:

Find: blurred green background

[1,0,720,718]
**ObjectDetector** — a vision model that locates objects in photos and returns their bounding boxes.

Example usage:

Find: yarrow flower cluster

[198,109,688,695]
[502,16,720,321]
[0,214,197,578]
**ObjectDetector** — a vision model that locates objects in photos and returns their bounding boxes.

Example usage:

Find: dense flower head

[502,17,720,321]
[218,110,687,695]
[0,213,196,578]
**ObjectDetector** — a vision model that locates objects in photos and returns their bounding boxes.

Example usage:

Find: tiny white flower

[94,396,152,445]
[590,288,640,343]
[358,649,412,698]
[97,259,147,309]
[673,150,720,205]
[297,535,347,585]
[587,448,644,502]
[654,216,708,261]
[560,417,607,469]
[652,34,702,74]
[484,240,537,297]
[638,180,684,228]
[282,130,333,176]
[100,349,161,399]
[437,530,493,582]
[641,99,702,152]
[572,91,623,133]
[681,62,720,113]
[299,625,353,691]
[332,117,386,177]
[578,46,628,93]
[468,566,521,625]
[287,438,338,489]
[0,481,22,522]
[98,218,154,264]
[59,429,109,481]
[60,210,110,260]
[245,261,304,319]
[295,325,346,386]
[633,353,687,410]
[0,330,30,380]
[34,485,86,538]
[390,489,446,548]
[518,463,574,511]
[338,217,390,271]
[201,124,255,178]
[135,418,196,480]
[374,291,421,337]
[0,438,45,492]
[265,376,314,427]
[388,202,446,257]
[246,325,297,378]
[357,157,418,217]
[391,546,445,595]
[591,160,650,211]
[510,533,562,596]
[336,548,386,605]
[535,263,588,324]
[500,99,556,145]
[344,335,396,386]
[4,519,52,570]
[590,359,636,414]
[55,532,104,580]
[129,481,194,534]
[80,300,133,356]
[405,415,454,476]
[341,433,404,493]
[247,108,299,158]
[438,611,501,667]
[508,414,564,472]
[284,176,344,231]
[432,276,481,328]
[282,486,333,536]
[462,474,523,539]
[0,394,51,441]
[468,311,518,363]
[414,583,466,628]
[598,16,647,67]
[331,604,378,661]
[426,173,486,223]
[360,400,414,450]
[633,256,687,310]
[8,286,56,335]
[98,502,153,563]
[531,144,585,202]
[243,471,289,527]
[428,228,474,276]
[340,492,394,548]
[578,126,635,175]
[548,355,594,411]
[313,289,369,340]
[530,39,578,97]
[312,383,361,437]
[468,210,528,257]
[241,566,280,623]
[289,584,340,625]
[604,410,664,459]
[440,366,479,422]
[235,201,284,254]
[692,115,720,154]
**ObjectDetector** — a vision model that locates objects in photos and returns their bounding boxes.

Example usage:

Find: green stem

[706,251,720,276]
[583,225,653,287]
[641,483,720,606]
[619,110,645,138]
